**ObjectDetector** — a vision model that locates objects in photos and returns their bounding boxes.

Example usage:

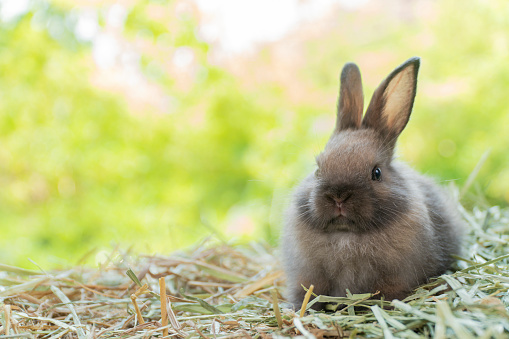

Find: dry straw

[0,205,508,338]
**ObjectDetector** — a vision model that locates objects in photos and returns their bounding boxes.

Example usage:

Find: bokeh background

[0,0,507,268]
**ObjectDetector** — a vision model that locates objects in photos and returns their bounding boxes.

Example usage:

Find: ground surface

[0,205,508,338]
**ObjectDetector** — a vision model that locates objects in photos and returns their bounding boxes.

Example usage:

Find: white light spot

[173,47,195,69]
[339,0,369,10]
[0,0,30,22]
[75,9,99,41]
[107,4,127,28]
[197,23,220,43]
[192,0,353,54]
[93,33,120,69]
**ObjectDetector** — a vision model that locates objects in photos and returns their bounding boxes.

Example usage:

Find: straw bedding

[0,205,508,338]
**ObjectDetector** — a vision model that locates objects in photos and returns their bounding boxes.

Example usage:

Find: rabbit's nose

[333,197,343,209]
[332,197,346,216]
[332,193,352,204]
[332,193,352,216]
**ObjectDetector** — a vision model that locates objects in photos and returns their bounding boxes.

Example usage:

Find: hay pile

[1,205,508,338]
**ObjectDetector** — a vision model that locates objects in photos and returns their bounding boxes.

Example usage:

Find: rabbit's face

[309,129,409,233]
[296,58,420,234]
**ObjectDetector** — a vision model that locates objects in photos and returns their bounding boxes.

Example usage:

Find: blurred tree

[0,0,506,267]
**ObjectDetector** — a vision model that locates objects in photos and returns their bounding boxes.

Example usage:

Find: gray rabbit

[281,57,463,309]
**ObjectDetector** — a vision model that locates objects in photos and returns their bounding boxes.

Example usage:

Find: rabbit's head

[301,57,421,233]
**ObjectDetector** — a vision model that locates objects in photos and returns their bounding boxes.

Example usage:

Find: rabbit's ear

[335,63,364,132]
[362,57,420,141]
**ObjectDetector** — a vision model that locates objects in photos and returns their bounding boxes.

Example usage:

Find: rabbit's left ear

[335,62,364,132]
[362,57,420,140]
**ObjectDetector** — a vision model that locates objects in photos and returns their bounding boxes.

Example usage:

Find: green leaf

[180,290,225,314]
[172,302,232,315]
[231,296,271,312]
[125,268,143,287]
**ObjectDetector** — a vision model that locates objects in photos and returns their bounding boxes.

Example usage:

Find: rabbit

[281,57,464,310]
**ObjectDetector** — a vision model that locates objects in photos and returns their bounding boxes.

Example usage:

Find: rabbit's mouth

[326,215,356,232]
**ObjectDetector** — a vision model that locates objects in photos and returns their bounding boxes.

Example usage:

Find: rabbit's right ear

[335,63,364,132]
[362,57,420,143]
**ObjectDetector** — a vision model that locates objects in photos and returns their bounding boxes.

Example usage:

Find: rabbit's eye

[371,167,382,181]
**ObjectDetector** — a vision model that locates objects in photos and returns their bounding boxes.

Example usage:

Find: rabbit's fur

[281,57,463,309]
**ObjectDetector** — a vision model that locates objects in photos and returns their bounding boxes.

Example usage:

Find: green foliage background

[0,0,507,267]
